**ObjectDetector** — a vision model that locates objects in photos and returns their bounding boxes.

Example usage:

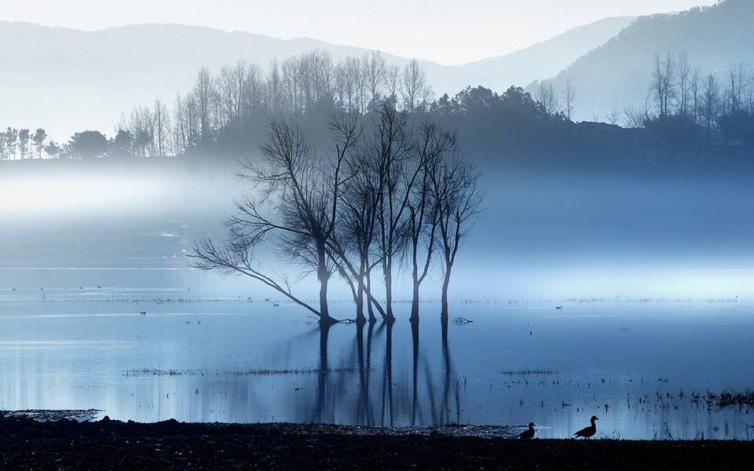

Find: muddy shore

[1,417,753,470]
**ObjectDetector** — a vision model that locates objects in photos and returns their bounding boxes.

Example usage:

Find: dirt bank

[0,417,752,470]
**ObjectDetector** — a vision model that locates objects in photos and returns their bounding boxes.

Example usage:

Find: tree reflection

[308,318,461,427]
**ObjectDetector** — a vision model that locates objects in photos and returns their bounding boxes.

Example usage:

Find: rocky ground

[0,416,753,470]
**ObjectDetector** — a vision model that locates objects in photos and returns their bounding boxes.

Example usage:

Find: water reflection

[2,299,754,439]
[307,318,461,428]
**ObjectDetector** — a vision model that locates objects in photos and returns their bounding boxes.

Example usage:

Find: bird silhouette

[574,416,598,439]
[518,422,536,440]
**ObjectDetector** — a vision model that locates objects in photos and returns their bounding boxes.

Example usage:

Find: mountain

[0,18,633,138]
[546,0,754,121]
[0,22,398,138]
[444,16,636,91]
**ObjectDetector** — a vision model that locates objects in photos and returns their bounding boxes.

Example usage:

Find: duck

[518,422,536,440]
[574,416,598,439]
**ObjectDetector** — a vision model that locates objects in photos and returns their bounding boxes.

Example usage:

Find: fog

[3,160,751,301]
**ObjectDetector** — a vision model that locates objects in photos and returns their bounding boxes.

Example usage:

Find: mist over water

[1,153,753,440]
[2,161,752,300]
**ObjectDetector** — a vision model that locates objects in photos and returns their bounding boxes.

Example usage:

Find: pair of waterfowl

[517,416,598,440]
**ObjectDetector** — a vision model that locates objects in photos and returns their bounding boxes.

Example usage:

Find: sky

[0,0,717,64]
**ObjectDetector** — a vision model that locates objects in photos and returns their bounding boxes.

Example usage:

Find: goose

[518,422,536,440]
[574,416,598,439]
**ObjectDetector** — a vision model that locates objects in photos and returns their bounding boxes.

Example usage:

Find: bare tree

[217,61,248,125]
[677,52,692,117]
[400,59,431,112]
[624,102,651,129]
[563,78,576,121]
[405,123,456,323]
[172,93,191,154]
[385,65,401,101]
[726,64,746,114]
[363,51,386,108]
[331,124,387,323]
[652,51,676,119]
[334,57,365,113]
[194,67,215,145]
[691,68,702,123]
[429,152,481,322]
[192,120,355,326]
[127,106,154,158]
[535,80,559,115]
[702,73,720,140]
[153,99,171,157]
[267,60,284,115]
[373,102,415,321]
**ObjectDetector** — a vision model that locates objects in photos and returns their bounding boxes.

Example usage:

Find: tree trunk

[410,239,420,323]
[440,267,451,323]
[410,281,420,323]
[317,240,332,326]
[366,269,376,322]
[319,276,331,323]
[355,277,366,324]
[384,265,394,322]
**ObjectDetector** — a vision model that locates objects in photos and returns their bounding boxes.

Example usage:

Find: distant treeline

[2,49,754,165]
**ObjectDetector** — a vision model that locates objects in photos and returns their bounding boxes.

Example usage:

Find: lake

[1,288,753,440]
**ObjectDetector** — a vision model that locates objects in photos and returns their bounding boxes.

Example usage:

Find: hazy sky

[0,0,716,64]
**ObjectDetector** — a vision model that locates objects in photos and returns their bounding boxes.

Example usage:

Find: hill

[447,16,635,91]
[0,18,632,138]
[546,0,754,121]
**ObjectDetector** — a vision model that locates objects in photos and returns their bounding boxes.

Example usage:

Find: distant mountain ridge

[445,16,637,91]
[0,18,633,138]
[546,0,754,121]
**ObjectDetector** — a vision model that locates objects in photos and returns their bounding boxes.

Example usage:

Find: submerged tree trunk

[410,234,422,323]
[319,276,331,323]
[384,262,395,322]
[365,268,377,322]
[355,275,366,324]
[440,266,452,323]
[410,281,420,323]
[317,240,333,325]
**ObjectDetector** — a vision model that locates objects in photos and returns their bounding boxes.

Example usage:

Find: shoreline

[1,417,753,470]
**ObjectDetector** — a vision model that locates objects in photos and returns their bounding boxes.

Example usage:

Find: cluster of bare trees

[116,51,433,157]
[192,101,480,327]
[532,78,576,120]
[630,51,754,141]
[118,100,173,158]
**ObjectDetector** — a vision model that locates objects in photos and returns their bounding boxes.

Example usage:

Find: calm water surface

[1,289,753,440]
